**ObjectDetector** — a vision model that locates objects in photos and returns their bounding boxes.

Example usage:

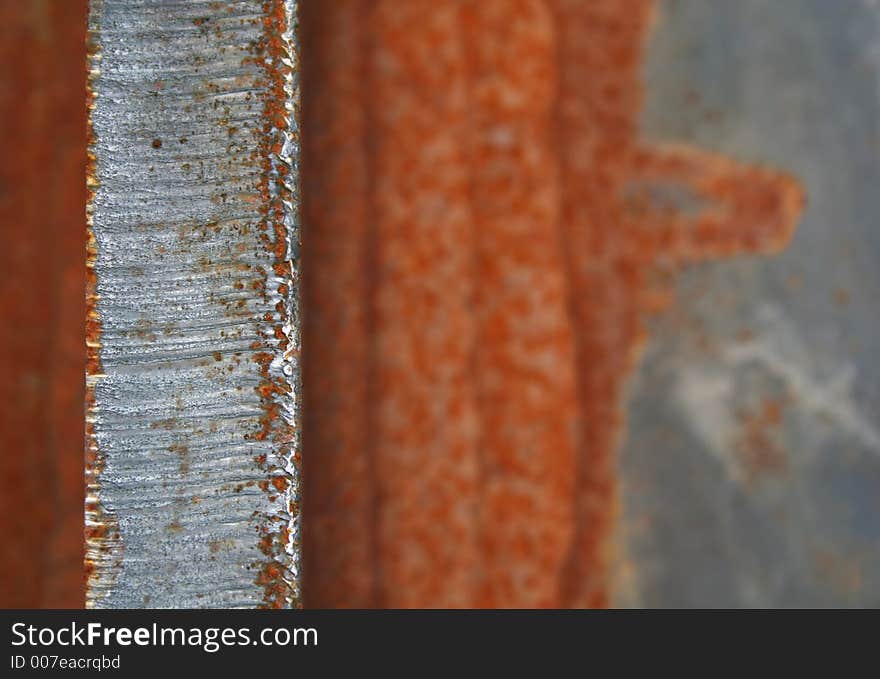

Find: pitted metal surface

[86,0,301,608]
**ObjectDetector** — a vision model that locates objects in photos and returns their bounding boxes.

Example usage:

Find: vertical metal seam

[85,0,123,608]
[253,0,302,609]
[85,0,302,609]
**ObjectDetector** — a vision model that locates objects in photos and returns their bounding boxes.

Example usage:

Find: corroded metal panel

[298,0,805,607]
[86,0,301,608]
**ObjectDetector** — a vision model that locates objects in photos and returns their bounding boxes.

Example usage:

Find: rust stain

[363,0,483,608]
[734,397,789,485]
[463,0,579,609]
[302,0,803,608]
[811,546,863,596]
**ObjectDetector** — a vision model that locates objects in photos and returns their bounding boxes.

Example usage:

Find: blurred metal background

[618,0,880,607]
[0,0,87,609]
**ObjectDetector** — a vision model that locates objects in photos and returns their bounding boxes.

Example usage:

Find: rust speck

[735,398,789,484]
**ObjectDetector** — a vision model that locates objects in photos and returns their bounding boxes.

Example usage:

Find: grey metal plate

[617,0,880,607]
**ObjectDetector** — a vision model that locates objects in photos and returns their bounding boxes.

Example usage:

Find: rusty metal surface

[86,0,301,608]
[0,0,88,609]
[79,0,878,609]
[298,0,806,608]
[616,0,880,607]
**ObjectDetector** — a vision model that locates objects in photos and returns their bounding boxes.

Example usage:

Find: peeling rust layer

[87,0,300,608]
[302,0,802,608]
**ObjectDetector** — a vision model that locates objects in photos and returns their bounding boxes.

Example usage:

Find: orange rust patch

[365,0,484,609]
[463,0,578,608]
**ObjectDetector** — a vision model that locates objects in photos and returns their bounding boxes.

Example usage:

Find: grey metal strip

[86,0,301,608]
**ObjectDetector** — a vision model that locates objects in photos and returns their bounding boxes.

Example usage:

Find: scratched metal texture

[87,0,301,608]
[617,0,880,607]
